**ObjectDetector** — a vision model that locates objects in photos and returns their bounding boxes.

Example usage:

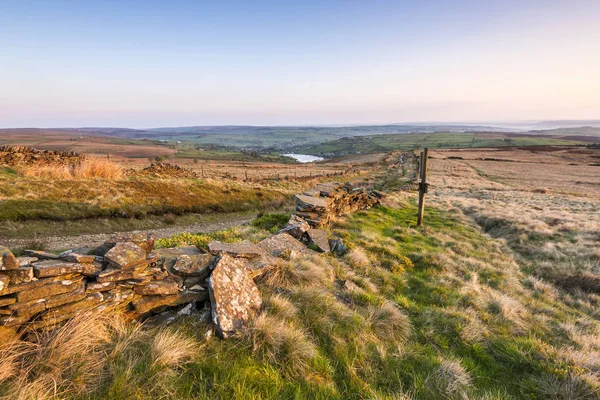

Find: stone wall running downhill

[0,182,383,339]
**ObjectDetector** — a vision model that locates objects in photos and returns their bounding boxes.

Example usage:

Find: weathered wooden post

[417,148,429,226]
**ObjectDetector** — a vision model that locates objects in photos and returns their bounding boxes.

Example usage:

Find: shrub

[251,212,291,233]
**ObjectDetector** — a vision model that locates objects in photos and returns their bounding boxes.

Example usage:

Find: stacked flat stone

[0,145,85,167]
[293,182,383,228]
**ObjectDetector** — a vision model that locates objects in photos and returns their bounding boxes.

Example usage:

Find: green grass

[87,201,600,398]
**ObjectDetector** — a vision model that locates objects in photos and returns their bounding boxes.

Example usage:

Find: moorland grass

[3,202,600,399]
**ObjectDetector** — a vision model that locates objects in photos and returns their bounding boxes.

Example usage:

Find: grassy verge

[4,202,598,398]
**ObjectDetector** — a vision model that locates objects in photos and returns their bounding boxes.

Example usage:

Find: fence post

[417,148,429,226]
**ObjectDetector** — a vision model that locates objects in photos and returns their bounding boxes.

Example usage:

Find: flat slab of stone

[208,254,262,338]
[171,254,213,278]
[86,281,116,293]
[295,194,327,210]
[156,246,203,257]
[1,274,80,296]
[59,252,95,263]
[104,233,156,254]
[303,229,331,253]
[24,250,59,260]
[45,282,86,309]
[32,260,86,278]
[104,242,147,269]
[133,280,179,296]
[17,277,83,303]
[0,246,19,270]
[96,263,148,283]
[16,257,38,267]
[0,296,16,307]
[208,241,264,259]
[41,292,103,320]
[257,233,316,257]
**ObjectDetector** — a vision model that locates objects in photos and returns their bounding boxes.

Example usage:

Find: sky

[1,0,599,128]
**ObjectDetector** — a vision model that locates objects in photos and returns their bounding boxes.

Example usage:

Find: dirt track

[3,214,254,251]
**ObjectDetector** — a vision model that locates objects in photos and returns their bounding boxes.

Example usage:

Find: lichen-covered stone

[208,254,262,338]
[86,281,116,293]
[294,194,328,211]
[59,252,95,264]
[16,257,38,267]
[17,277,83,302]
[171,254,213,278]
[24,250,58,260]
[0,246,19,270]
[45,282,86,309]
[133,280,179,296]
[32,260,86,278]
[0,274,9,293]
[1,267,34,284]
[257,232,316,257]
[0,296,16,307]
[104,242,147,269]
[96,264,147,283]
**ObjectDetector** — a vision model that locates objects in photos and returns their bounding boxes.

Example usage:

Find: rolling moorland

[0,128,599,398]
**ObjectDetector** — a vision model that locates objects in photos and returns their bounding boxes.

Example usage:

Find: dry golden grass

[17,158,123,180]
[0,312,199,399]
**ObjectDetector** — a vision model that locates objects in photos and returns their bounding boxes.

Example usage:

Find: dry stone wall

[0,146,85,167]
[0,182,382,338]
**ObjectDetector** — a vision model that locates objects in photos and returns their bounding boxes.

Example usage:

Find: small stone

[208,254,262,339]
[0,247,19,270]
[277,214,311,239]
[0,296,16,307]
[1,267,34,284]
[16,257,38,267]
[0,274,9,293]
[144,311,176,327]
[104,242,147,269]
[302,229,331,253]
[329,237,348,256]
[86,281,116,293]
[171,254,213,277]
[32,260,86,278]
[96,264,147,283]
[59,252,95,263]
[133,280,179,296]
[208,241,264,259]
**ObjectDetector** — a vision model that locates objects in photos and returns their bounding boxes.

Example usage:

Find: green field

[290,132,587,157]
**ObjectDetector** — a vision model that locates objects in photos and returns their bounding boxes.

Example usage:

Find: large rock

[104,242,147,269]
[277,215,311,239]
[257,232,316,257]
[171,254,214,278]
[0,273,80,296]
[41,292,103,321]
[208,254,262,338]
[302,229,331,253]
[208,241,264,259]
[32,260,86,278]
[45,282,86,309]
[0,246,19,270]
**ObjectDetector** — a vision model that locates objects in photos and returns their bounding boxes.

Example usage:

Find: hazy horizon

[2,0,599,127]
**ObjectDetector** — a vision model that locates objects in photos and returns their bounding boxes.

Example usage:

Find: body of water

[283,154,325,163]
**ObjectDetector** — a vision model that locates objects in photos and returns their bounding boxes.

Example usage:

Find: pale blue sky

[1,0,599,128]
